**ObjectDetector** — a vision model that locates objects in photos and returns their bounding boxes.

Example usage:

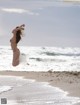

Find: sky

[0,0,80,47]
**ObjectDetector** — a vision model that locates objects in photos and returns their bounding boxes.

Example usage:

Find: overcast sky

[0,0,80,47]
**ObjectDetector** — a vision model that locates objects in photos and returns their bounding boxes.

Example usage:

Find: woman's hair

[16,27,22,44]
[16,30,21,44]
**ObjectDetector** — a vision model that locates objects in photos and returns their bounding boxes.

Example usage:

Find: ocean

[0,46,80,71]
[0,46,80,105]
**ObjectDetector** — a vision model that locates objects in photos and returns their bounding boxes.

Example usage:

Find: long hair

[16,28,22,44]
[16,30,21,44]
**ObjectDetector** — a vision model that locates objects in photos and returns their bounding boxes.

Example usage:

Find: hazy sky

[0,0,80,47]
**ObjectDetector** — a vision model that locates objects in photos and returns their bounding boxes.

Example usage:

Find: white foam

[0,86,12,94]
[0,76,80,105]
[0,46,80,72]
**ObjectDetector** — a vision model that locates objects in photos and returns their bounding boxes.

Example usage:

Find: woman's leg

[12,48,20,66]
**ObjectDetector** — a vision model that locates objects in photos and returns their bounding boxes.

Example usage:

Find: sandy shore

[0,71,80,105]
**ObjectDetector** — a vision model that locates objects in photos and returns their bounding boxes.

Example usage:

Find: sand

[0,71,80,105]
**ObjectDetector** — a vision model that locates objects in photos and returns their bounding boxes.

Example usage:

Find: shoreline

[0,71,80,105]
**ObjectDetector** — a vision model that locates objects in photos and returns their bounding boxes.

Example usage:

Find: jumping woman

[10,24,25,66]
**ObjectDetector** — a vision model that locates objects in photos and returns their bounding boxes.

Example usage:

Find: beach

[0,0,80,104]
[0,46,80,104]
[0,71,80,105]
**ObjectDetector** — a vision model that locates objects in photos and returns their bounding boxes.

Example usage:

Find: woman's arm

[12,24,25,33]
[20,24,25,28]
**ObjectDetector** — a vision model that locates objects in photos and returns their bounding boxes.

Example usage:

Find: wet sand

[0,71,80,105]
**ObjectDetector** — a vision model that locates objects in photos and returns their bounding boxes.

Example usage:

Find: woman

[10,24,25,66]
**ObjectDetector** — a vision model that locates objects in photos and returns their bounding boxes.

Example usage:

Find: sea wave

[41,51,80,56]
[0,86,12,94]
[0,46,80,71]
